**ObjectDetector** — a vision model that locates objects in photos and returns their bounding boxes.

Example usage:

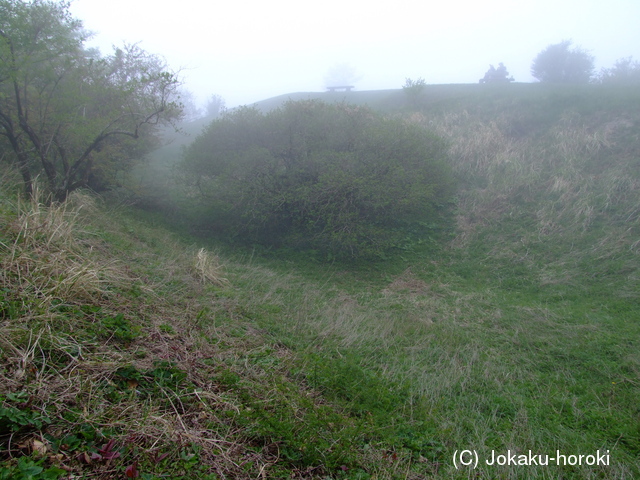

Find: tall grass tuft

[1,185,125,310]
[193,247,229,286]
[413,101,640,294]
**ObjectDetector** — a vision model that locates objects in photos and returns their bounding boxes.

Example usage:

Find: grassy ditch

[1,84,639,479]
[0,175,434,479]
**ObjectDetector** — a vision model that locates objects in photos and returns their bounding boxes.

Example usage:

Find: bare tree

[0,0,183,200]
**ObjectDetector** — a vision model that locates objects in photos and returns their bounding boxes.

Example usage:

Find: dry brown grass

[413,106,640,273]
[193,247,229,286]
[1,187,129,310]
[1,178,369,478]
[0,184,256,477]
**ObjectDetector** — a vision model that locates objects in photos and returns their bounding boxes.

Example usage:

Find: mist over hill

[147,83,640,289]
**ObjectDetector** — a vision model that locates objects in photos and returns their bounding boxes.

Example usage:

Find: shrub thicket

[179,100,453,259]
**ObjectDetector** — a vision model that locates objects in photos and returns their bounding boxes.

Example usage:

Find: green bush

[0,393,51,436]
[0,457,66,480]
[179,100,454,259]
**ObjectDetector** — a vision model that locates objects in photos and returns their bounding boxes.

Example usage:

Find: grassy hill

[1,83,639,479]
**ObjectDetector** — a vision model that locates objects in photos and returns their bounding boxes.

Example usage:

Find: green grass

[219,253,639,478]
[2,83,640,478]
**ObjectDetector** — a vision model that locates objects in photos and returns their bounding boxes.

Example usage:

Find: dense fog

[70,0,640,108]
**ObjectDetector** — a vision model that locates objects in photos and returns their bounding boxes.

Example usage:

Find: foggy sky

[70,0,640,109]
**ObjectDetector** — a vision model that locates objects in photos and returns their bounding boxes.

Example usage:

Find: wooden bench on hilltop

[326,85,354,92]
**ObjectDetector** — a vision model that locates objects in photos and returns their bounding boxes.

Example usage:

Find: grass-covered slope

[0,174,440,479]
[1,83,639,479]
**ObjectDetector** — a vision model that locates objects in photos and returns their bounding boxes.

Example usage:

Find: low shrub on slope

[178,100,454,260]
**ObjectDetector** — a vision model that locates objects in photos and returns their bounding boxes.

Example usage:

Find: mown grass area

[2,83,639,479]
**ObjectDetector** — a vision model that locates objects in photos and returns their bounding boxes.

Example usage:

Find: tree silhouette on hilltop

[479,63,515,83]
